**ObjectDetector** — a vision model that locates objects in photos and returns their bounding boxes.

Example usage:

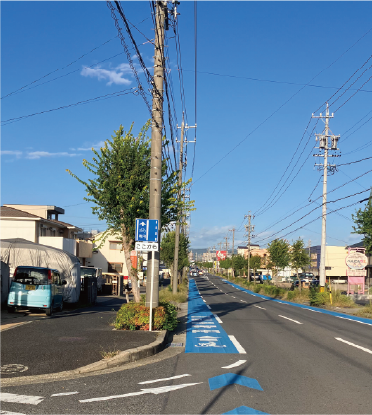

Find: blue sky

[2,1,372,250]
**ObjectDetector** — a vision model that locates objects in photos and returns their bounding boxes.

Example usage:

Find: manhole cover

[1,364,29,374]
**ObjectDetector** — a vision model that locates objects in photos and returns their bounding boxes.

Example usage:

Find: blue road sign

[135,219,159,242]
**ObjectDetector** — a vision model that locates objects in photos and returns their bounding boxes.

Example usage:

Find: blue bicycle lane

[185,278,241,353]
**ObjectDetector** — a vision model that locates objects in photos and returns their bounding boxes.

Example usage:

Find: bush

[287,290,297,301]
[254,285,261,293]
[114,299,178,331]
[309,288,328,306]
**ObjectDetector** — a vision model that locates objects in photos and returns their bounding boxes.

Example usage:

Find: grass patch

[100,346,120,359]
[354,303,372,319]
[159,278,188,304]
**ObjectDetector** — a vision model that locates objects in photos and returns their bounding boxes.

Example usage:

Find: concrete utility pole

[224,236,229,254]
[312,103,340,292]
[147,1,166,308]
[307,240,311,273]
[229,227,235,277]
[173,114,185,294]
[245,212,255,281]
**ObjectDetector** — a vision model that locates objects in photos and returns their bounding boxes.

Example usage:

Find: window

[108,263,122,273]
[40,226,47,237]
[109,241,123,250]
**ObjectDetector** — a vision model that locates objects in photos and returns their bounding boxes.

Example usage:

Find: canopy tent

[0,238,81,303]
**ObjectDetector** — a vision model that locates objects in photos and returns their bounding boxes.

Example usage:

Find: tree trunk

[121,222,140,303]
[298,268,302,293]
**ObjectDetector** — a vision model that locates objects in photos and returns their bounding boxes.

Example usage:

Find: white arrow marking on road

[228,335,247,354]
[138,374,191,384]
[335,337,372,354]
[0,393,44,405]
[254,305,265,310]
[51,392,79,397]
[79,383,202,403]
[213,314,223,323]
[278,315,303,324]
[222,359,247,369]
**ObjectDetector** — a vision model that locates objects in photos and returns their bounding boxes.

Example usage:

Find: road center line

[221,359,247,369]
[138,374,191,384]
[51,392,79,397]
[254,305,266,310]
[278,315,303,324]
[335,337,372,354]
[228,335,247,354]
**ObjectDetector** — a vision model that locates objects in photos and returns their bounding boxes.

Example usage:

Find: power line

[1,88,137,126]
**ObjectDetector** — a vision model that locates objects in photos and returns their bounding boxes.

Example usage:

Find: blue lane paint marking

[209,373,263,391]
[221,278,372,325]
[223,406,269,414]
[185,279,240,354]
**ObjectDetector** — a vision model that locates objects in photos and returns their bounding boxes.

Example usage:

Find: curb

[1,330,168,387]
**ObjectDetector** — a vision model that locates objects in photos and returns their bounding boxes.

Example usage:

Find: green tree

[352,197,372,254]
[250,255,262,285]
[160,231,190,277]
[267,239,290,281]
[232,255,246,276]
[67,122,191,302]
[219,258,232,269]
[290,238,310,292]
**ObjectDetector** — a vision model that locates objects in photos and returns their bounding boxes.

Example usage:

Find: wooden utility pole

[229,227,235,277]
[173,114,185,294]
[147,1,166,308]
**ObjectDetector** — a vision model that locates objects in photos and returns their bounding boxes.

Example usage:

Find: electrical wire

[191,0,198,179]
[1,88,137,126]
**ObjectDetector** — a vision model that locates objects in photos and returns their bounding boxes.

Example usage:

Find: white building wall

[39,236,77,256]
[85,232,129,275]
[0,219,37,242]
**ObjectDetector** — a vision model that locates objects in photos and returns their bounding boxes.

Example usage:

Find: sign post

[346,248,367,295]
[135,219,159,331]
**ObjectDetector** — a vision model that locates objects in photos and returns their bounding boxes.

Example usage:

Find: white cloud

[77,141,106,151]
[189,225,233,249]
[1,150,22,158]
[25,151,81,160]
[81,64,132,86]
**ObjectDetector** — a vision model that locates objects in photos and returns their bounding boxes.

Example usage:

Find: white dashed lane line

[254,305,266,310]
[222,359,247,369]
[51,392,79,397]
[278,315,303,325]
[213,314,223,323]
[139,374,191,384]
[228,335,247,354]
[335,337,372,354]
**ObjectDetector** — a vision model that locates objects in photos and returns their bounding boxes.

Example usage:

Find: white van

[80,266,103,293]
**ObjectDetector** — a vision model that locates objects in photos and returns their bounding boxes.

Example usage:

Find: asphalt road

[1,273,372,415]
[1,296,156,377]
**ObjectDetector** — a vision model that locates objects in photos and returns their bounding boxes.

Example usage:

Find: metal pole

[173,114,185,294]
[147,1,165,308]
[319,105,329,292]
[149,253,155,331]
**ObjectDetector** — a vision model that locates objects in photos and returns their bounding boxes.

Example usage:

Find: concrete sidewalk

[0,295,159,379]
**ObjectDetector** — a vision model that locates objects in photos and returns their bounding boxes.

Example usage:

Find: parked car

[80,266,103,293]
[7,266,66,316]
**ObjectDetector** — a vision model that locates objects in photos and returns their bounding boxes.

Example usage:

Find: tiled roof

[0,206,41,219]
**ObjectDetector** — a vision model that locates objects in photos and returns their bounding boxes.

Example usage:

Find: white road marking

[335,337,372,354]
[193,324,216,328]
[138,374,191,384]
[222,359,247,369]
[0,393,44,405]
[278,315,303,325]
[79,383,202,403]
[336,316,372,326]
[192,329,220,333]
[228,335,247,354]
[250,294,257,297]
[0,411,27,415]
[213,314,223,324]
[304,308,321,313]
[206,304,212,309]
[254,305,266,310]
[51,392,79,397]
[0,321,33,332]
[231,296,236,298]
[202,299,206,303]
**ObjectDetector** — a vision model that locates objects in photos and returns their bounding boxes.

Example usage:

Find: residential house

[85,231,129,275]
[0,205,93,265]
[309,245,349,281]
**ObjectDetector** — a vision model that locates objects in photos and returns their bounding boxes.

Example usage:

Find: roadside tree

[290,238,310,292]
[352,196,372,254]
[267,239,290,281]
[160,231,190,284]
[250,255,262,285]
[67,122,193,302]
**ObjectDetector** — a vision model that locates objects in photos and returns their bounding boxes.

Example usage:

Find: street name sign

[135,242,159,251]
[135,219,159,242]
